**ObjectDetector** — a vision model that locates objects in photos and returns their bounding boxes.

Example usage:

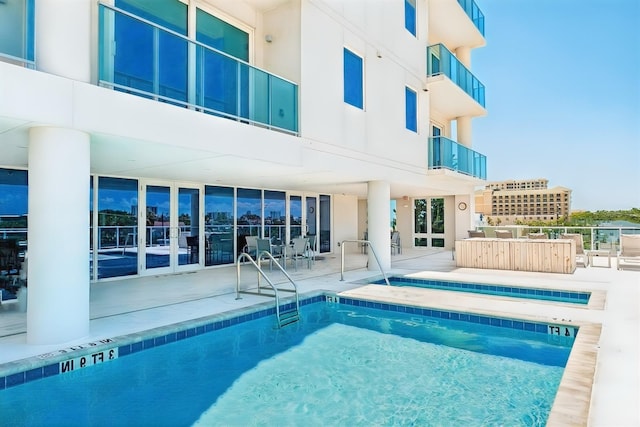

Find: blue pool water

[0,296,574,426]
[375,276,590,304]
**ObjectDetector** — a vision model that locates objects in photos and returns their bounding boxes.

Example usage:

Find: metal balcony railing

[456,0,485,36]
[427,44,485,108]
[98,4,298,135]
[428,136,486,179]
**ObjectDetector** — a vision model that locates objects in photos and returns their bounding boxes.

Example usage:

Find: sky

[471,0,640,211]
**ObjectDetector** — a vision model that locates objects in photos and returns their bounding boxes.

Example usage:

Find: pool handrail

[339,239,390,286]
[236,252,300,327]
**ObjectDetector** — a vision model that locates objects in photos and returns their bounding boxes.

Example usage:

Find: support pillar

[367,181,391,271]
[27,127,90,344]
[36,0,91,82]
[457,116,472,147]
[455,46,471,69]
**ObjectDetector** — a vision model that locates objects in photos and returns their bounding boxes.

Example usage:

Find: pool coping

[356,273,607,311]
[0,288,600,426]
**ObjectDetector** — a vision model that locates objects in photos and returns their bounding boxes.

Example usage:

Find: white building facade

[0,0,487,344]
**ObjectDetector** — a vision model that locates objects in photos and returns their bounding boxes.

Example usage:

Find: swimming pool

[0,294,575,426]
[374,276,591,304]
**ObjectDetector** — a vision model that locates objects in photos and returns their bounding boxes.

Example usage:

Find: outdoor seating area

[617,234,640,270]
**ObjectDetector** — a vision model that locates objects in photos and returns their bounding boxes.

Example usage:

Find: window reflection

[264,191,285,243]
[97,177,138,279]
[289,196,302,240]
[205,186,234,266]
[0,169,28,294]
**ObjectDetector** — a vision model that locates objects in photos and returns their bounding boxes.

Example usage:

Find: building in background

[475,179,571,225]
[0,0,487,344]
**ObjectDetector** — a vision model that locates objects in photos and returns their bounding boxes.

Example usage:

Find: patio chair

[468,230,485,238]
[288,237,310,271]
[617,234,640,270]
[560,233,589,267]
[391,231,401,255]
[528,233,547,239]
[256,238,281,270]
[495,230,513,239]
[243,235,258,258]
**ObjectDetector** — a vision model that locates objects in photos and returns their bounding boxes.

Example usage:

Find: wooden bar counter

[455,238,576,274]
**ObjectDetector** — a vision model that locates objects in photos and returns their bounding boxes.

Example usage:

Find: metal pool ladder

[339,239,390,286]
[235,251,300,328]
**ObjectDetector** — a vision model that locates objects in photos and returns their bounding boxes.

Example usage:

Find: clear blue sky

[472,0,640,211]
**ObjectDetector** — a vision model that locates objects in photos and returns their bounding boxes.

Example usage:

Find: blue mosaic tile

[535,324,548,334]
[118,344,132,356]
[196,326,205,335]
[143,338,155,349]
[186,328,196,338]
[176,331,186,340]
[6,372,24,388]
[43,364,59,377]
[0,376,5,390]
[154,335,167,346]
[165,332,177,343]
[512,321,524,330]
[25,368,43,383]
[131,341,144,353]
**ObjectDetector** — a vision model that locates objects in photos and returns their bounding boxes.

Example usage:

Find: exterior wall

[299,0,428,166]
[333,194,359,253]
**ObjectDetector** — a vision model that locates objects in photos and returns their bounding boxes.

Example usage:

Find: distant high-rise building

[475,179,571,224]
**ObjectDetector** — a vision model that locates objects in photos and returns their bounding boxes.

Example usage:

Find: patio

[0,248,637,426]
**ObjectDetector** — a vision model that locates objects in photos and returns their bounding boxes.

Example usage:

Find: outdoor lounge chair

[468,230,485,238]
[527,233,547,239]
[617,234,640,270]
[495,230,513,239]
[561,233,589,267]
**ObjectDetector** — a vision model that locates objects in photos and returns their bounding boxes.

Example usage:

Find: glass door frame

[139,180,203,276]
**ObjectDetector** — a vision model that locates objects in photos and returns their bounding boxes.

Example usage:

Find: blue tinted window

[344,48,363,109]
[405,0,416,36]
[114,0,188,102]
[405,87,417,132]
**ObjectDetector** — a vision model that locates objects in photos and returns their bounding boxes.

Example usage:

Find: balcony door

[140,181,202,275]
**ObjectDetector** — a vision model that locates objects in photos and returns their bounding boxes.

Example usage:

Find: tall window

[0,169,28,283]
[343,48,363,109]
[204,186,234,266]
[405,0,416,36]
[97,177,138,279]
[405,87,417,132]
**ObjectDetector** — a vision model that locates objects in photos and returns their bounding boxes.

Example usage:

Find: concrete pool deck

[0,249,638,426]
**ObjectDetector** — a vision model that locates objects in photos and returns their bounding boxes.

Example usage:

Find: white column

[27,127,90,345]
[455,46,471,69]
[457,116,472,147]
[36,0,91,82]
[367,181,391,271]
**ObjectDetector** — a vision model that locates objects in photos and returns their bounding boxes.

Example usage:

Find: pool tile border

[0,291,577,391]
[374,276,591,304]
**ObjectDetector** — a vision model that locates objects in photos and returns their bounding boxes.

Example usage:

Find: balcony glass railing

[427,44,485,108]
[428,136,486,179]
[98,4,298,134]
[0,0,35,67]
[457,0,485,36]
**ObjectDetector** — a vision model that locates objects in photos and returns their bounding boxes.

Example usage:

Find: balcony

[0,0,35,68]
[428,0,485,50]
[98,4,298,135]
[428,136,486,179]
[426,44,486,118]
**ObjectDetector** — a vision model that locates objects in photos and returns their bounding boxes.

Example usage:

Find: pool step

[278,307,300,328]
